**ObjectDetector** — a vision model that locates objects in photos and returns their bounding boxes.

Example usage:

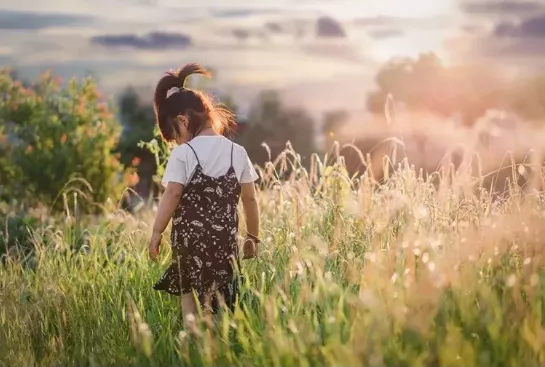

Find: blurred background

[2,0,545,209]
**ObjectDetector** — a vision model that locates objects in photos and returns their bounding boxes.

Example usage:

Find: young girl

[148,63,260,318]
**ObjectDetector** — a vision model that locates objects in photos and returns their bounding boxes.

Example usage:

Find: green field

[1,154,545,367]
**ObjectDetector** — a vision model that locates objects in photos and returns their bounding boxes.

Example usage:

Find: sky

[1,0,545,120]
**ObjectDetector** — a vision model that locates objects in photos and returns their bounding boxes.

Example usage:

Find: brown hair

[153,63,236,142]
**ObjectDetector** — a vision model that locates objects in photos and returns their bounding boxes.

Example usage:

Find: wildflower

[97,102,108,114]
[60,134,67,144]
[77,99,86,115]
[132,157,141,166]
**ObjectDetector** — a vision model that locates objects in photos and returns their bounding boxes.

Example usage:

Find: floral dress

[153,142,242,313]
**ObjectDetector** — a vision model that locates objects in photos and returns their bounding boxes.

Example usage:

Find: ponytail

[176,63,211,88]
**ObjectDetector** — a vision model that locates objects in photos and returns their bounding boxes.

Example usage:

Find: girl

[148,63,260,319]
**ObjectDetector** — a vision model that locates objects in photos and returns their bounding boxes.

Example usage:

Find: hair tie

[166,87,181,99]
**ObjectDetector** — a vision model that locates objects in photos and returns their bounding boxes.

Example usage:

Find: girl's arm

[241,182,260,258]
[153,182,184,235]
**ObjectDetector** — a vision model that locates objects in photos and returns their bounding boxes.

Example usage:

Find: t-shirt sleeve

[240,149,259,183]
[161,146,188,187]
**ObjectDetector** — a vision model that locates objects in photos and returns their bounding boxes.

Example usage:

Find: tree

[0,70,125,211]
[236,90,317,169]
[366,53,504,126]
[116,87,156,166]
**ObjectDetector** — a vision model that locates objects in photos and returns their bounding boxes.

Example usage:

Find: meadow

[1,145,545,367]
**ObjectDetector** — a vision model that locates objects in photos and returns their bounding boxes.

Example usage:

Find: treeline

[2,52,545,212]
[116,88,341,204]
[0,69,343,212]
[367,53,545,126]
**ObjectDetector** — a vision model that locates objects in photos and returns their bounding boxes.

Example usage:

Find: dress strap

[230,143,234,168]
[185,143,201,166]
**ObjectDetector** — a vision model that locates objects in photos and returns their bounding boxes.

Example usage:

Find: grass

[1,146,545,366]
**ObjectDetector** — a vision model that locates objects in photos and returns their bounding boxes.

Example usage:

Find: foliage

[137,127,171,192]
[0,202,40,259]
[1,146,545,366]
[0,70,125,211]
[365,52,545,126]
[115,87,156,168]
[236,90,317,167]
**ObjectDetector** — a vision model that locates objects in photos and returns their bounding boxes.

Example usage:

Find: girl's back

[161,135,258,187]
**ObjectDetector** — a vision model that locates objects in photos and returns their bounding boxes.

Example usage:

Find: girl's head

[154,63,236,144]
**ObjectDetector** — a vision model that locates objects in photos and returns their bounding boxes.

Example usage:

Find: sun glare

[318,0,456,20]
[370,31,452,62]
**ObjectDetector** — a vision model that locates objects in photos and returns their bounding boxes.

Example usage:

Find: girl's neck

[196,126,218,137]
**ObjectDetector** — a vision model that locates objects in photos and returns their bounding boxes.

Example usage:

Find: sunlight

[370,31,452,62]
[305,0,459,61]
[317,0,457,19]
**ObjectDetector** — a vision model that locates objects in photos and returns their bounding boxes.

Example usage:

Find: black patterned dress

[153,142,242,313]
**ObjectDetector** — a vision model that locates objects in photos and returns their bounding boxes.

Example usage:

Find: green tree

[0,69,125,211]
[116,87,156,166]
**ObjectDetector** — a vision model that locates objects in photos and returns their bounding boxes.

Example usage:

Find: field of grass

[1,150,545,366]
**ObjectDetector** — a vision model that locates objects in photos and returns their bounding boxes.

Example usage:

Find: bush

[0,70,126,211]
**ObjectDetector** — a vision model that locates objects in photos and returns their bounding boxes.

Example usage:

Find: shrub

[0,70,126,211]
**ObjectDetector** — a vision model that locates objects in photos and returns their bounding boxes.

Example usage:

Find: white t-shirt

[161,135,259,187]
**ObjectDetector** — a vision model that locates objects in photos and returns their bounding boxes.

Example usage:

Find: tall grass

[1,145,545,366]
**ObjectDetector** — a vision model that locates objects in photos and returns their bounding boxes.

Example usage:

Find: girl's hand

[242,237,258,259]
[149,231,162,261]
